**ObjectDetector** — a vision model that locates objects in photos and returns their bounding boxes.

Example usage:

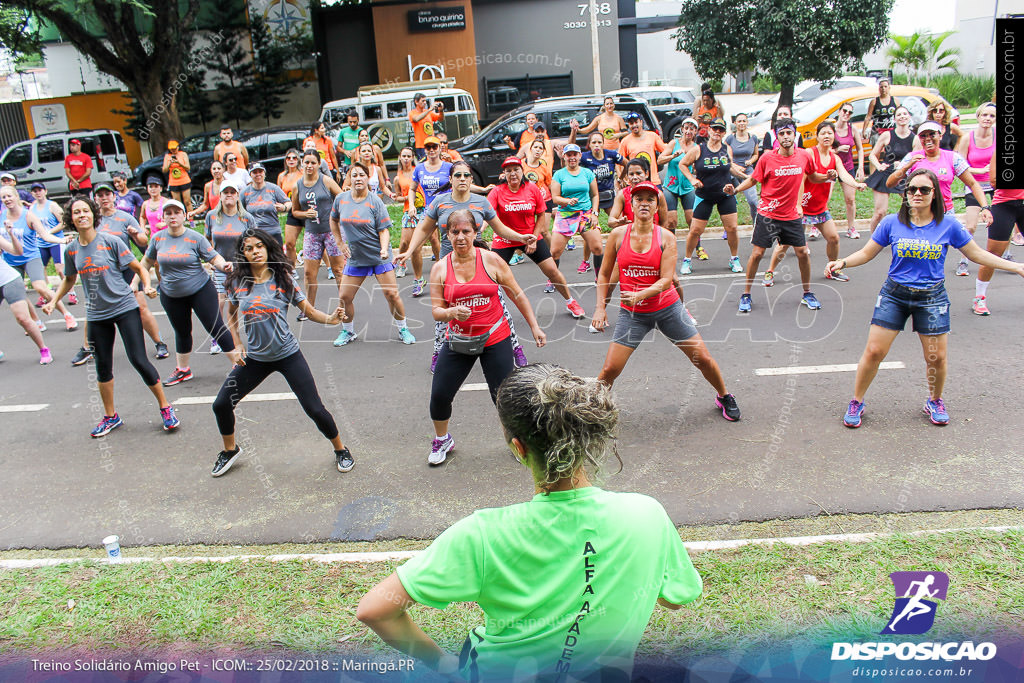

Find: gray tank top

[298,174,334,234]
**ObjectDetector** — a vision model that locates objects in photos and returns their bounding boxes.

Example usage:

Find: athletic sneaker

[428,433,454,466]
[972,296,990,315]
[412,278,425,298]
[729,256,743,273]
[577,261,592,274]
[64,313,78,331]
[696,245,709,260]
[513,346,528,368]
[844,399,865,428]
[566,299,586,319]
[39,347,53,365]
[68,291,78,305]
[543,280,555,293]
[808,226,821,240]
[825,269,850,282]
[155,342,169,359]
[715,394,741,421]
[0,350,4,361]
[720,231,727,240]
[398,327,416,344]
[91,414,123,438]
[679,258,692,275]
[210,340,222,354]
[588,324,601,333]
[297,312,309,321]
[847,227,861,239]
[738,293,752,312]
[763,270,774,287]
[36,320,46,332]
[211,447,241,477]
[326,269,335,280]
[430,350,439,373]
[333,330,357,346]
[510,252,526,266]
[923,398,950,425]
[71,346,93,366]
[801,292,821,310]
[1012,232,1024,246]
[335,448,354,472]
[163,367,193,386]
[1004,251,1015,262]
[955,260,969,277]
[35,295,45,308]
[160,405,180,431]
[566,240,576,251]
[395,263,408,278]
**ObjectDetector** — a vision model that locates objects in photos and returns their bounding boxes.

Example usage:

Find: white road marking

[754,361,905,376]
[0,404,49,413]
[1,526,1016,569]
[173,392,296,406]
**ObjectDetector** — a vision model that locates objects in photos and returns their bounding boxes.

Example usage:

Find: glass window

[387,101,407,118]
[488,116,528,146]
[76,137,100,158]
[0,143,31,171]
[114,133,125,155]
[265,132,300,158]
[436,96,456,112]
[182,136,206,153]
[673,90,695,104]
[459,95,474,112]
[98,134,117,156]
[644,91,673,106]
[362,104,383,121]
[550,109,593,137]
[37,140,64,164]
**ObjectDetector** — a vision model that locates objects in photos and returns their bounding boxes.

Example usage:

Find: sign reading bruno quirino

[408,7,466,33]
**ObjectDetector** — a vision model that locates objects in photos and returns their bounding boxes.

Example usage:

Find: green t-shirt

[396,487,701,681]
[339,125,364,152]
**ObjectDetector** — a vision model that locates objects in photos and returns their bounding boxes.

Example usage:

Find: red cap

[631,181,661,197]
[501,156,522,168]
[69,138,81,145]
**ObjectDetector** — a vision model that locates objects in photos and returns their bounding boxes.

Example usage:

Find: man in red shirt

[64,139,93,196]
[618,112,669,185]
[727,119,828,312]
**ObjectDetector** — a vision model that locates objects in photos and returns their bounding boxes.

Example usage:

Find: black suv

[133,131,224,195]
[236,126,309,182]
[451,95,661,185]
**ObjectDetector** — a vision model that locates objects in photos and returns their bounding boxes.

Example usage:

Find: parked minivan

[320,78,479,161]
[0,129,132,197]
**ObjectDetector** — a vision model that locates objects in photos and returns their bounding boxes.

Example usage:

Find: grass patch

[2,530,1021,655]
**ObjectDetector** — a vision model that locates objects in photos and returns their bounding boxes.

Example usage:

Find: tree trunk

[778,82,796,111]
[132,75,185,158]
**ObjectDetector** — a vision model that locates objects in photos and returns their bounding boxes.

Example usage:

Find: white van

[0,129,132,197]
[320,79,479,160]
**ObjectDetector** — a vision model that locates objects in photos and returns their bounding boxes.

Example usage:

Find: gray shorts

[0,278,26,306]
[11,258,45,283]
[611,300,698,349]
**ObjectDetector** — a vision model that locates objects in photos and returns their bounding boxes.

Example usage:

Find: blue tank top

[30,201,62,238]
[1,209,39,266]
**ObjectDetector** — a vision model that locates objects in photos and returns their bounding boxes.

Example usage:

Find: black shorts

[285,215,304,228]
[544,199,555,213]
[692,193,737,221]
[493,239,553,265]
[751,213,805,248]
[964,190,993,209]
[989,200,1024,242]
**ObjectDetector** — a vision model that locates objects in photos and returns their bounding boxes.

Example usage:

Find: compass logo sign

[882,571,949,635]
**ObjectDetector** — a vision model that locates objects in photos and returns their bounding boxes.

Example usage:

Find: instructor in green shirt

[358,364,702,681]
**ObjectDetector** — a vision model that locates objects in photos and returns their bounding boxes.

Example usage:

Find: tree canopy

[675,0,896,108]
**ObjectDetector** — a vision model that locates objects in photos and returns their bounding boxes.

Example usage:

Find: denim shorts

[611,300,698,349]
[870,278,950,335]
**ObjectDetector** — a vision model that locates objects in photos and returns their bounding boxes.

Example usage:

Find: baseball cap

[710,118,728,131]
[146,178,164,186]
[631,181,661,198]
[917,121,943,136]
[681,117,699,129]
[162,199,187,214]
[30,182,45,191]
[219,180,241,193]
[423,136,441,146]
[501,156,523,168]
[167,140,179,150]
[93,183,115,194]
[562,143,582,154]
[533,122,546,131]
[625,111,641,121]
[249,162,266,172]
[0,172,15,181]
[69,138,81,145]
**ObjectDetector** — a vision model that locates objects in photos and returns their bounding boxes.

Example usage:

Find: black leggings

[429,337,514,421]
[212,350,339,439]
[160,279,235,355]
[88,308,160,385]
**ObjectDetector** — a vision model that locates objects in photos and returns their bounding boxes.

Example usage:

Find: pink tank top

[909,150,958,212]
[833,125,856,171]
[966,131,993,187]
[994,188,1024,204]
[143,197,166,233]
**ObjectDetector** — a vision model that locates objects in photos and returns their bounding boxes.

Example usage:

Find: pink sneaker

[39,348,53,365]
[566,299,586,319]
[64,313,78,331]
[68,291,79,305]
[576,261,592,274]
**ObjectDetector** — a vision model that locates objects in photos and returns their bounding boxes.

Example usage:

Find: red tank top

[621,185,661,224]
[994,188,1024,203]
[443,249,510,345]
[617,224,679,313]
[802,147,836,216]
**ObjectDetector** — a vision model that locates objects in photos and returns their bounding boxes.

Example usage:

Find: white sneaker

[210,340,222,354]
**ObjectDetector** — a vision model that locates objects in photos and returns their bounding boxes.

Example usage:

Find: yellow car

[748,86,956,160]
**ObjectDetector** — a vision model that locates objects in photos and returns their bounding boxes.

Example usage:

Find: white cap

[162,199,187,214]
[916,121,943,136]
[219,180,240,194]
[681,117,699,129]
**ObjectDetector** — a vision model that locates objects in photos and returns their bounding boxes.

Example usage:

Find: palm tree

[923,31,961,86]
[886,32,927,82]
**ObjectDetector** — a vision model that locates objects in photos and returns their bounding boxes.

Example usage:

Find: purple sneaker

[513,346,528,368]
[923,398,949,425]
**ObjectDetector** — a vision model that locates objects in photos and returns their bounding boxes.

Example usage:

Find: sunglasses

[840,109,854,114]
[425,144,439,150]
[452,172,472,179]
[286,156,298,160]
[906,185,934,195]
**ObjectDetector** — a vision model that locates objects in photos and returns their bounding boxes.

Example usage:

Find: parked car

[744,77,881,124]
[237,126,309,181]
[320,78,479,161]
[747,86,955,160]
[453,94,661,185]
[606,86,696,140]
[132,131,224,196]
[0,129,131,198]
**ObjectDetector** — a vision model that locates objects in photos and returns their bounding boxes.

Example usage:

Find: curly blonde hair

[927,98,952,127]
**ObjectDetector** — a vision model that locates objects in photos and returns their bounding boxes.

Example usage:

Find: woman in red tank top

[426,209,546,466]
[592,182,741,421]
[972,151,1024,315]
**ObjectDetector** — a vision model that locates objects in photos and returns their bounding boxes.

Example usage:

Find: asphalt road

[2,230,1023,550]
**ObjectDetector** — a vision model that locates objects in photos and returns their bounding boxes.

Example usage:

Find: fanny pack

[447,317,504,356]
[598,189,615,204]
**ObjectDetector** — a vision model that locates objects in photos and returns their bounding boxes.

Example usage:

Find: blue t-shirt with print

[872,214,972,286]
[580,150,621,193]
[412,161,453,208]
